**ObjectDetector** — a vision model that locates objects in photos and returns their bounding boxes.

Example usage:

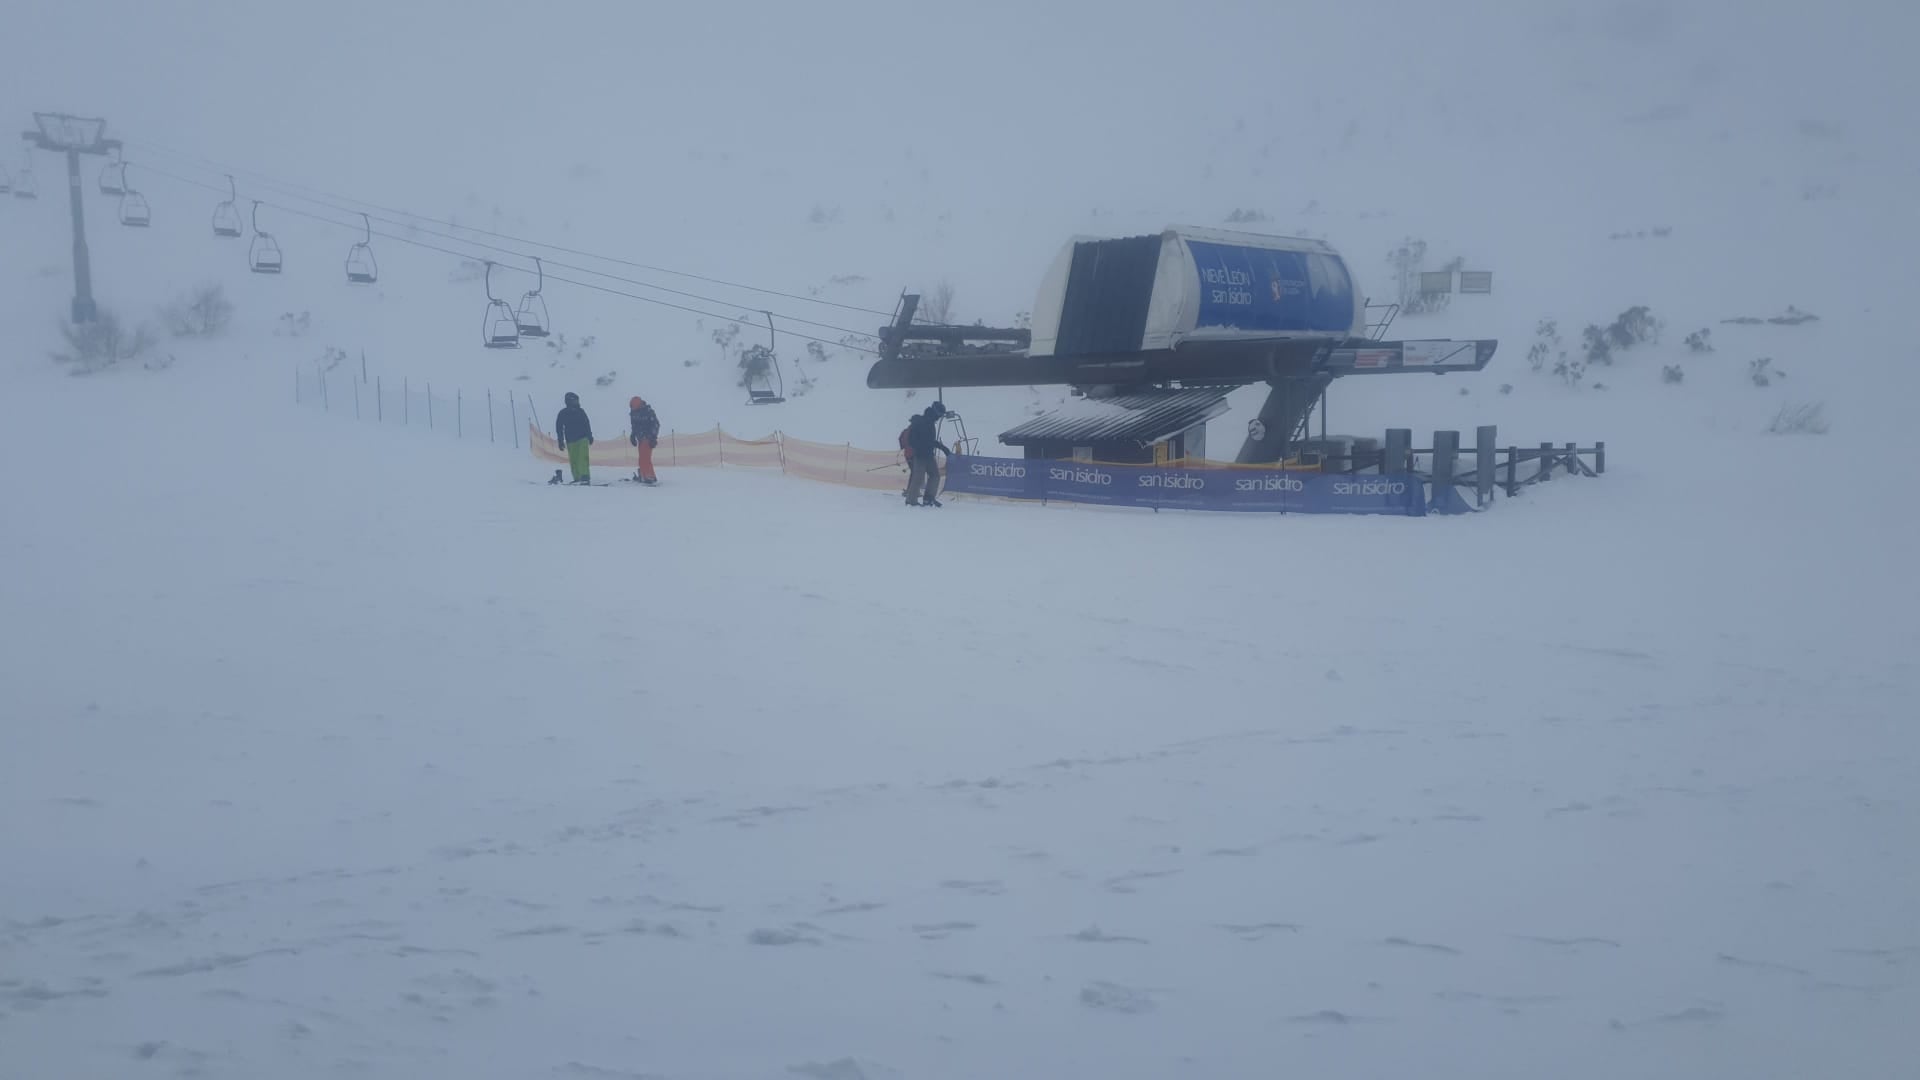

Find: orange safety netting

[529,424,924,491]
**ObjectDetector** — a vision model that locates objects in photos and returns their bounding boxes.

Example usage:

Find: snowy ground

[3,355,1917,1079]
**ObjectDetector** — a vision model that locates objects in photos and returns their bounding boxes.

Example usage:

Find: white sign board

[1401,340,1473,368]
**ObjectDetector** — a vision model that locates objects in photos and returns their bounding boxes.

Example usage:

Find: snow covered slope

[3,2,1918,1078]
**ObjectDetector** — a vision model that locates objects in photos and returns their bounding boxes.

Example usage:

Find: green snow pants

[567,439,591,482]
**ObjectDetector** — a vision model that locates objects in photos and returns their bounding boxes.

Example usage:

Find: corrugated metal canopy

[999,388,1230,446]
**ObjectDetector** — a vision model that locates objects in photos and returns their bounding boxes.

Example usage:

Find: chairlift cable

[123,138,898,318]
[132,163,879,353]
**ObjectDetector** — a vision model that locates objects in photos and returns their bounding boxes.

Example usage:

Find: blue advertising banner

[1187,240,1355,335]
[943,456,1426,516]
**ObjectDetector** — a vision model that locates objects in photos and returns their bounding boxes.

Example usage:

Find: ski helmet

[630,396,644,409]
[564,391,579,406]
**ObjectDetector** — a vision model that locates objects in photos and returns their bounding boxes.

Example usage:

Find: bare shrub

[162,282,234,338]
[51,309,155,375]
[1766,401,1828,435]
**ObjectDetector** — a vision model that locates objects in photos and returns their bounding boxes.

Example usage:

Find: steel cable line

[134,163,880,353]
[124,137,900,319]
[131,149,881,340]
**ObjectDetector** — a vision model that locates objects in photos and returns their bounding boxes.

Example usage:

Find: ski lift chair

[514,256,550,338]
[248,201,283,274]
[483,261,520,348]
[98,147,125,196]
[117,163,150,227]
[345,213,377,284]
[211,175,242,238]
[118,188,151,227]
[744,311,786,404]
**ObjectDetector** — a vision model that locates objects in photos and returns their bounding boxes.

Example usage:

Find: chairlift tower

[21,113,120,324]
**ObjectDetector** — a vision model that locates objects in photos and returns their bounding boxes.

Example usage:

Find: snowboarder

[903,401,951,507]
[556,392,594,484]
[629,396,660,485]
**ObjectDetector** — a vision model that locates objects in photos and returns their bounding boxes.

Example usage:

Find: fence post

[377,376,383,422]
[487,389,496,443]
[1475,425,1496,507]
[1538,441,1553,481]
[353,375,361,420]
[457,389,463,439]
[1566,442,1578,477]
[1506,445,1517,494]
[1595,441,1605,475]
[320,369,329,412]
[427,383,435,430]
[717,426,723,465]
[669,431,677,465]
[361,349,367,384]
[1433,430,1459,494]
[509,392,519,449]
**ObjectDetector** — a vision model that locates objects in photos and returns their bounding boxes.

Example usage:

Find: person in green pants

[555,391,595,484]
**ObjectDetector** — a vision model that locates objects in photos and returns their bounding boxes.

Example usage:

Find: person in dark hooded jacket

[556,392,594,484]
[903,401,951,506]
[628,395,660,485]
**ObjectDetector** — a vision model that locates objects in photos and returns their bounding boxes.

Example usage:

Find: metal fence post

[509,393,519,449]
[360,349,367,384]
[1475,425,1496,507]
[487,389,496,443]
[353,375,361,420]
[377,376,383,422]
[320,370,329,412]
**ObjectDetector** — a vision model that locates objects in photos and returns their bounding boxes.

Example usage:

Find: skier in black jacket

[556,392,594,484]
[904,401,951,507]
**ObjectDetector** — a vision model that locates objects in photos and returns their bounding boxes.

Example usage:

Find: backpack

[899,425,914,460]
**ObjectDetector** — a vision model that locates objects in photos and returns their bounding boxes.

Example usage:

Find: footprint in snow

[748,927,821,947]
[930,971,998,986]
[1102,869,1180,894]
[940,879,1006,896]
[1069,926,1149,945]
[1219,922,1300,941]
[1383,936,1461,956]
[1079,981,1158,1015]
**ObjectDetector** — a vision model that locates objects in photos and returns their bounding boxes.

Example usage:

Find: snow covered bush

[1663,364,1685,384]
[1527,319,1563,373]
[1750,357,1784,387]
[51,309,156,375]
[1581,324,1612,366]
[162,283,233,339]
[1685,328,1714,353]
[1605,305,1660,351]
[275,311,312,338]
[1766,401,1828,435]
